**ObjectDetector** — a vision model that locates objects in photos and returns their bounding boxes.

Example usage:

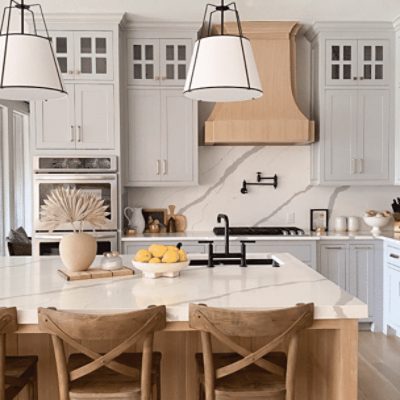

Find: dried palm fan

[40,187,110,232]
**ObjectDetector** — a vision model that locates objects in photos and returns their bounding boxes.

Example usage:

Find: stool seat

[68,353,161,399]
[196,353,286,397]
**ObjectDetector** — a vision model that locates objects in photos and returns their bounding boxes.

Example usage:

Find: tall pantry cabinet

[306,23,395,185]
[122,22,198,187]
[30,15,123,154]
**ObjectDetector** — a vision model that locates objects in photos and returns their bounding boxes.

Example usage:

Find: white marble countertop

[0,253,367,324]
[121,231,381,242]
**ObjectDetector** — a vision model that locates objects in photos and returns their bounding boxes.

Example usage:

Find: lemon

[178,249,188,262]
[149,257,161,264]
[149,244,168,258]
[134,249,152,263]
[167,245,179,252]
[162,250,180,263]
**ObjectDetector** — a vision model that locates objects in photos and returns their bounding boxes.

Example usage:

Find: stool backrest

[38,306,166,400]
[0,307,18,400]
[189,303,314,399]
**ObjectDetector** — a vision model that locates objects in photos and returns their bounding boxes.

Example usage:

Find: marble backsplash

[127,145,398,232]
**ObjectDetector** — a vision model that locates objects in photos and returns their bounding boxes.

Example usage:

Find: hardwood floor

[358,332,400,400]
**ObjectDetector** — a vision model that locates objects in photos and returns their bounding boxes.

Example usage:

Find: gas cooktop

[213,226,305,236]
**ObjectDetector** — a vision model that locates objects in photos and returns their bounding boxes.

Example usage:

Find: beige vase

[59,232,97,272]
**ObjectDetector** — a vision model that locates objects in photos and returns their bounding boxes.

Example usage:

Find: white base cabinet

[318,241,382,327]
[383,242,400,335]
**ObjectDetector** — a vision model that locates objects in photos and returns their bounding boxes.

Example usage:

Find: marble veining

[0,253,368,324]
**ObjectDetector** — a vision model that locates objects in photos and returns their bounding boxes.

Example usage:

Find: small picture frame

[142,208,167,230]
[310,209,329,232]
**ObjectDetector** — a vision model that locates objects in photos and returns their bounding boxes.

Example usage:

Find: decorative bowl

[363,215,391,235]
[132,260,190,278]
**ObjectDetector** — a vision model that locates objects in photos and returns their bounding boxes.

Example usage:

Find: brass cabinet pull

[162,160,167,175]
[70,126,74,142]
[156,160,161,175]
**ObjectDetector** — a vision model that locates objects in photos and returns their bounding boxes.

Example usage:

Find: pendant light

[184,0,263,102]
[0,0,66,101]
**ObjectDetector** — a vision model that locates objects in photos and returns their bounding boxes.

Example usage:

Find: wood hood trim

[205,21,315,145]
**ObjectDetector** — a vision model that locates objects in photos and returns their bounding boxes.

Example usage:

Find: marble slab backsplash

[128,146,398,232]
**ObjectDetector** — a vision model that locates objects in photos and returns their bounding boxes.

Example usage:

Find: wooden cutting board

[167,205,187,232]
[58,267,134,281]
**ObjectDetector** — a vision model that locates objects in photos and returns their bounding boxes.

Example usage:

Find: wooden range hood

[204,22,315,145]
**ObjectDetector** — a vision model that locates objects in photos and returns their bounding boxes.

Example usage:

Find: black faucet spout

[217,214,230,254]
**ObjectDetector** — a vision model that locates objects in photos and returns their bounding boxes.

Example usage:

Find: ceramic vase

[124,207,145,234]
[59,232,97,272]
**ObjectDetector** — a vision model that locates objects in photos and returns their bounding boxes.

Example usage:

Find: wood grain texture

[205,21,315,145]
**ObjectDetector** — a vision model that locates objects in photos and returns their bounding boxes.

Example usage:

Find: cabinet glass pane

[343,64,351,79]
[80,38,92,54]
[166,64,174,79]
[96,38,106,54]
[363,64,371,80]
[145,64,154,79]
[375,64,383,80]
[133,45,142,60]
[96,58,107,74]
[145,45,153,60]
[134,64,142,79]
[363,46,372,61]
[166,45,174,60]
[178,45,186,60]
[178,64,186,79]
[331,64,339,80]
[81,58,92,73]
[375,46,383,61]
[343,46,352,61]
[56,37,67,53]
[331,46,340,61]
[57,57,67,73]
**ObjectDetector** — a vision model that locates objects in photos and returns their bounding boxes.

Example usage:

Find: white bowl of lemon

[132,244,189,278]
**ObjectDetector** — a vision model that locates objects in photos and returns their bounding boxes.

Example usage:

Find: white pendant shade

[0,34,66,100]
[184,35,263,102]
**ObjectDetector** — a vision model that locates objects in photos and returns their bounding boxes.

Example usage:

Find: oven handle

[34,175,116,181]
[36,233,117,240]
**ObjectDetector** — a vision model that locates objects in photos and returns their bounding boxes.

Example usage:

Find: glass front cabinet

[49,31,113,81]
[326,39,389,86]
[127,38,192,86]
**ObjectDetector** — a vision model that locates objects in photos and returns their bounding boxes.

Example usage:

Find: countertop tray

[58,267,134,281]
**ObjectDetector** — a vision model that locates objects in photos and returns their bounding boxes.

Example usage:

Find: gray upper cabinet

[35,84,114,150]
[124,24,198,187]
[308,23,394,185]
[127,88,195,186]
[127,38,191,86]
[50,31,113,81]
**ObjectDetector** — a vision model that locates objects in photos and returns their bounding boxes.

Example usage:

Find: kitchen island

[0,253,367,400]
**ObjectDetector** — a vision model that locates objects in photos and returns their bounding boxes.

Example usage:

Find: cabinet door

[386,264,400,328]
[74,84,114,149]
[160,90,194,183]
[319,245,347,288]
[127,89,162,184]
[49,32,75,80]
[74,32,113,80]
[356,90,390,180]
[127,39,160,86]
[349,245,374,318]
[35,83,75,149]
[325,40,357,86]
[358,40,389,86]
[324,90,358,182]
[160,39,192,86]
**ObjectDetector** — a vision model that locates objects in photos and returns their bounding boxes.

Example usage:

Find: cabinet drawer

[385,245,400,268]
[387,264,400,327]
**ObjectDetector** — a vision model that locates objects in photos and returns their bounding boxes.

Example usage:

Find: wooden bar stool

[0,307,38,400]
[189,303,314,400]
[38,305,166,400]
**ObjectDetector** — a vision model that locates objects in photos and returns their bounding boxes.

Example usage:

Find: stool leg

[30,364,38,400]
[156,372,161,400]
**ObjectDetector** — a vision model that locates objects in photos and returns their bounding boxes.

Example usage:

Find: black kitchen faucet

[199,214,255,267]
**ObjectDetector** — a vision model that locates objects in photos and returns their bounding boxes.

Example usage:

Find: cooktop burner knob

[282,230,289,236]
[289,230,297,236]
